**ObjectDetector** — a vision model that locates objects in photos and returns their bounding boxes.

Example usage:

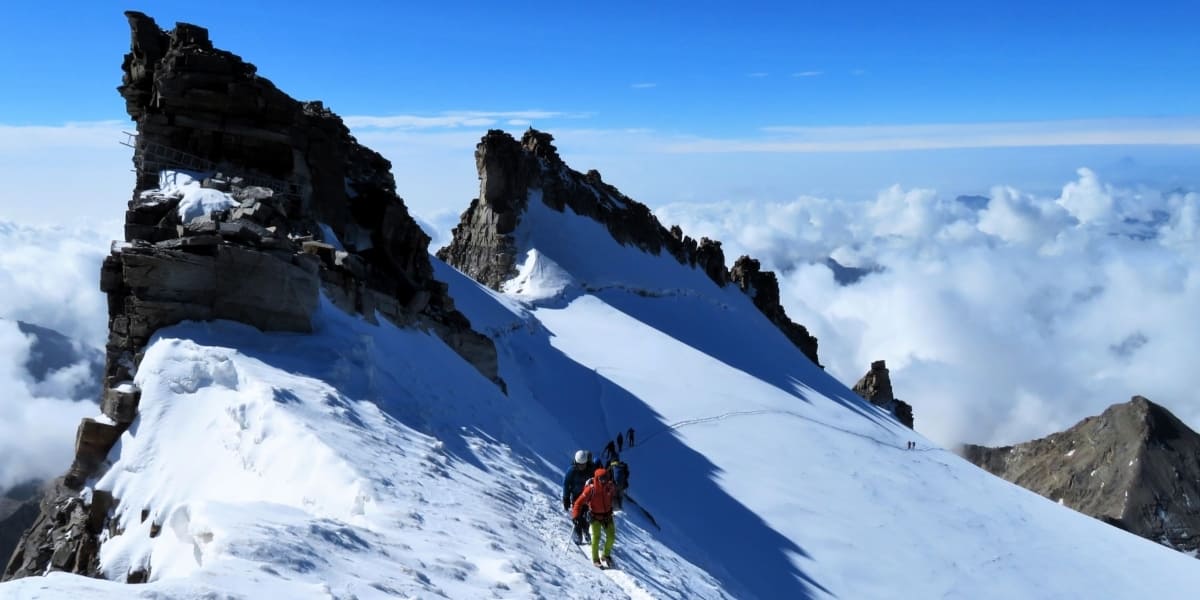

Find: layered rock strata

[962,396,1200,556]
[851,360,915,428]
[438,129,820,365]
[5,12,499,582]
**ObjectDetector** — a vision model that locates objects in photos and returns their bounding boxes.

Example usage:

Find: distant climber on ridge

[616,431,624,453]
[572,467,618,568]
[603,439,618,462]
[627,427,635,447]
[562,450,593,544]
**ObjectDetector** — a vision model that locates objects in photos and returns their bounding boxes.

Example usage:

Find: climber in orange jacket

[572,467,618,568]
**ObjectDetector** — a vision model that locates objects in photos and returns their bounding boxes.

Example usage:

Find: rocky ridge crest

[437,129,821,365]
[4,12,499,582]
[962,396,1200,556]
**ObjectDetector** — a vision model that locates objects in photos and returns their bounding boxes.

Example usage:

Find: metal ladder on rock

[122,132,302,200]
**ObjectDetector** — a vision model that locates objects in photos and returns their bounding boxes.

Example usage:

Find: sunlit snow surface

[5,196,1200,599]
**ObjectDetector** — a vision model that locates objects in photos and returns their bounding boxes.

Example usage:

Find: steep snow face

[6,197,1200,598]
[446,196,1200,599]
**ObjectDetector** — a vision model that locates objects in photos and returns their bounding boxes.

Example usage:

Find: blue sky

[1,0,1199,224]
[4,0,1198,128]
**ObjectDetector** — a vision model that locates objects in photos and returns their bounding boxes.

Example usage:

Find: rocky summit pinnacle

[438,128,821,366]
[961,396,1200,556]
[4,12,500,582]
[852,360,915,428]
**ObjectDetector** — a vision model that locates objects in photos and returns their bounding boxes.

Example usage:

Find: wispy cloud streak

[344,110,586,130]
[663,118,1200,153]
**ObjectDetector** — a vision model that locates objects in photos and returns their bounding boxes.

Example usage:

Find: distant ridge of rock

[7,321,104,398]
[4,11,499,582]
[0,482,42,574]
[438,129,821,366]
[852,360,914,428]
[961,396,1200,556]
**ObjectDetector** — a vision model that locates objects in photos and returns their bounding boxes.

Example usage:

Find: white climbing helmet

[574,450,591,465]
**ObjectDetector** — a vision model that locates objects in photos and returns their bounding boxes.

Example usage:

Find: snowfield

[4,196,1200,598]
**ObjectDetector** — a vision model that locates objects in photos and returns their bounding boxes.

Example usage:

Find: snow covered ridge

[7,260,1200,598]
[439,128,822,365]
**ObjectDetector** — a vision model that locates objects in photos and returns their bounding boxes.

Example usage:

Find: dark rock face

[439,129,820,365]
[4,481,112,580]
[4,11,499,582]
[851,360,914,428]
[729,257,820,366]
[0,482,43,574]
[961,396,1200,556]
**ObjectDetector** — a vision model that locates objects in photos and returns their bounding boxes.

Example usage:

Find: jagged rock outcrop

[730,258,820,366]
[961,396,1200,556]
[438,129,820,365]
[4,12,499,582]
[0,482,43,572]
[851,360,914,428]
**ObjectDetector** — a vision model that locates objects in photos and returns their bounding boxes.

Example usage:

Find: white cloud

[0,222,113,348]
[0,120,127,151]
[792,71,823,77]
[655,169,1200,448]
[747,72,769,78]
[631,83,658,89]
[343,110,579,130]
[1057,167,1115,225]
[976,186,1072,245]
[665,118,1200,153]
[0,320,97,489]
[0,121,133,226]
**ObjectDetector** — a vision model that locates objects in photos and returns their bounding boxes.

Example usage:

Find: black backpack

[611,461,628,487]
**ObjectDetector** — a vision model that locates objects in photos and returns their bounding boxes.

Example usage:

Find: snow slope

[4,195,1200,598]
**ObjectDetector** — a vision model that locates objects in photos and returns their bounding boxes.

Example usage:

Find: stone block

[101,387,141,424]
[301,241,336,266]
[74,419,122,462]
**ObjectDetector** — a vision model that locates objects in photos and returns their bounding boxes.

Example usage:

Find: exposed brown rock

[851,360,915,428]
[961,396,1200,556]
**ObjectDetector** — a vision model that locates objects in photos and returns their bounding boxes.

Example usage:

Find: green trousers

[590,518,615,561]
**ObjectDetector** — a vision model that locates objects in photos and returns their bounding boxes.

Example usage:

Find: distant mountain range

[3,319,103,400]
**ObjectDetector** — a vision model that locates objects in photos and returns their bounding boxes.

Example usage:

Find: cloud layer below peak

[656,168,1200,447]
